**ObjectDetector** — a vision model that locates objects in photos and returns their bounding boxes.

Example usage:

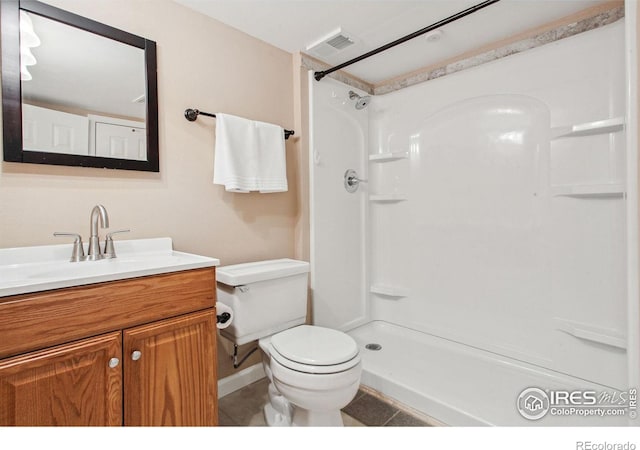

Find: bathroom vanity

[0,238,219,426]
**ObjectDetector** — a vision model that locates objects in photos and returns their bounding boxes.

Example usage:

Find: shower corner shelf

[370,284,409,298]
[550,183,625,198]
[369,151,409,162]
[551,116,625,140]
[370,193,408,202]
[554,317,626,349]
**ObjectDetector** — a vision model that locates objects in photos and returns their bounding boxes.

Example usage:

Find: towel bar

[184,108,295,140]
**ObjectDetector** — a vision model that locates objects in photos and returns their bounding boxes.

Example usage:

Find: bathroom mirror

[1,0,159,171]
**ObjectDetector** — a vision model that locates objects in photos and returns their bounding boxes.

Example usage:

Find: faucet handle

[103,229,130,259]
[53,232,85,262]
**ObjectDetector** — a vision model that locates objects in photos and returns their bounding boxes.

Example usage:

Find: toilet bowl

[215,259,362,427]
[260,325,362,426]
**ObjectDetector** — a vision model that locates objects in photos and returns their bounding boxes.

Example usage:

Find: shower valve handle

[344,169,366,193]
[348,174,367,185]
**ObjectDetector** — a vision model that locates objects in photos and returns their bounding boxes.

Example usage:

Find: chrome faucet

[54,205,129,262]
[87,204,109,260]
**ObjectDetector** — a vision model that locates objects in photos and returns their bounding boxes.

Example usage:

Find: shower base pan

[348,320,627,426]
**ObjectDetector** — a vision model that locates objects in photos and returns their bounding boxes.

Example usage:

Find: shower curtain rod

[184,108,295,140]
[313,0,501,82]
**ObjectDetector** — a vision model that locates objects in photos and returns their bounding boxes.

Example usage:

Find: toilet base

[262,377,346,427]
[264,401,345,427]
[291,408,344,427]
[263,381,293,426]
[264,402,291,426]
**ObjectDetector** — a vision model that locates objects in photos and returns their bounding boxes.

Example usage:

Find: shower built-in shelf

[370,285,409,298]
[551,117,625,140]
[369,151,409,162]
[550,183,625,198]
[555,318,626,349]
[369,194,408,202]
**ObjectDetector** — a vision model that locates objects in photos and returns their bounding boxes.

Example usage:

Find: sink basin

[0,237,220,297]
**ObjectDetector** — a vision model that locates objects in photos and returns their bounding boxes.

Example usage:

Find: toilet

[216,258,362,427]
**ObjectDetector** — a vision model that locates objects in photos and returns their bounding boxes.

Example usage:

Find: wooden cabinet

[124,311,217,426]
[0,332,122,426]
[0,268,217,426]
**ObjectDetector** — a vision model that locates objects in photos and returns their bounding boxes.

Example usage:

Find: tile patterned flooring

[218,378,432,427]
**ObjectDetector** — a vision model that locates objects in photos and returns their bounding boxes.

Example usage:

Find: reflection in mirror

[1,0,159,172]
[21,11,147,160]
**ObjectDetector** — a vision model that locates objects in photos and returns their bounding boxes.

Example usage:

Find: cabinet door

[0,332,122,426]
[124,310,217,426]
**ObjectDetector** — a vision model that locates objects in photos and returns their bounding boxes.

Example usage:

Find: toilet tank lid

[216,258,309,286]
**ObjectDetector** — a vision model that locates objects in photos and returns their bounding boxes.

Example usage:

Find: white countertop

[0,237,220,297]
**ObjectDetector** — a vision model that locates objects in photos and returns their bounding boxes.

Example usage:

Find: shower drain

[365,343,382,351]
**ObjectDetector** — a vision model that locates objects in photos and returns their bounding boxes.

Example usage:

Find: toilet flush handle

[237,285,249,293]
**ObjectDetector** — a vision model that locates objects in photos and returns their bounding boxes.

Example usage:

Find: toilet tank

[216,259,310,346]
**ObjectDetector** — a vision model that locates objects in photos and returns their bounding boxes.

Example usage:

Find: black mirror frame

[1,0,159,172]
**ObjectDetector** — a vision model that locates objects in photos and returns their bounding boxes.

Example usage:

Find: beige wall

[0,0,297,259]
[0,0,298,378]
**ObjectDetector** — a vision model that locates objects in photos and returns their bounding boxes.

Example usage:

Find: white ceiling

[174,0,609,84]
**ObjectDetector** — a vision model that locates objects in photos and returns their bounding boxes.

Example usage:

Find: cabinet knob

[108,357,120,368]
[131,350,142,361]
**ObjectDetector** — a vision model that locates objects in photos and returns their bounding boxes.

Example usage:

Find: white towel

[213,113,288,193]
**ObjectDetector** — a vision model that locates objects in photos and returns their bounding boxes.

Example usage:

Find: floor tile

[342,392,397,426]
[217,410,237,426]
[384,411,432,427]
[218,378,269,426]
[218,379,433,427]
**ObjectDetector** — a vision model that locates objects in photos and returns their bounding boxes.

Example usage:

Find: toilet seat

[269,325,360,374]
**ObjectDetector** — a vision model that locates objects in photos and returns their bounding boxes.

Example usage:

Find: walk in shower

[309,16,638,426]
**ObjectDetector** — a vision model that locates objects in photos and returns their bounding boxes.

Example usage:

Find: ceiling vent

[326,34,354,50]
[306,28,357,59]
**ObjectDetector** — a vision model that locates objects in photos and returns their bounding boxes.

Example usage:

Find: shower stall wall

[309,80,369,331]
[309,19,635,426]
